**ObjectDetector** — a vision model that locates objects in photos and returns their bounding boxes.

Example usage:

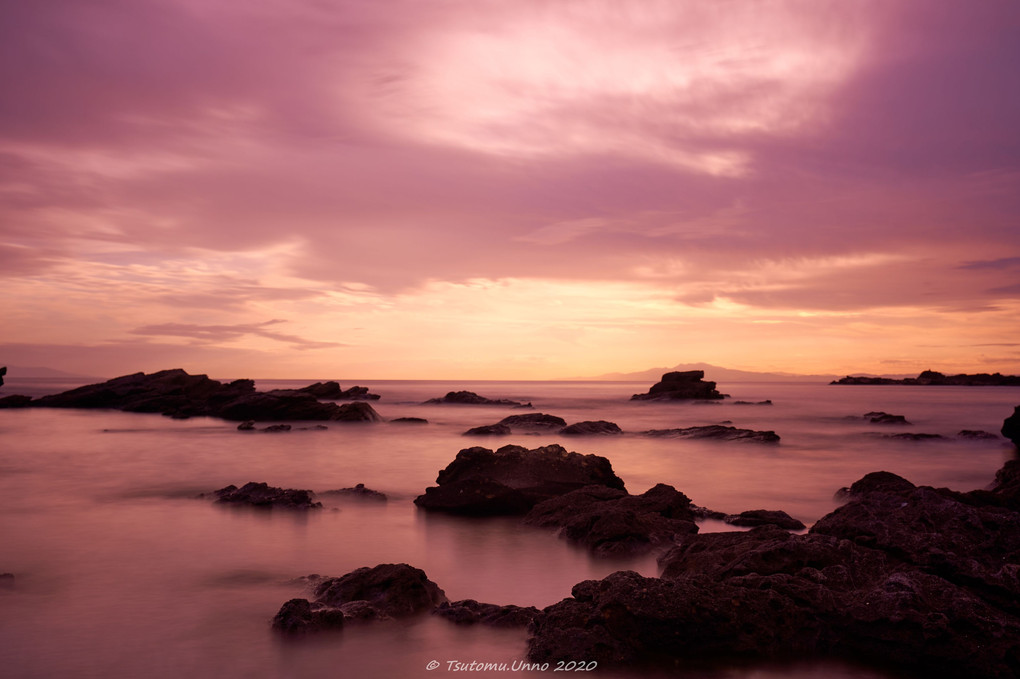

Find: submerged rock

[957,429,999,440]
[524,484,698,556]
[723,509,805,530]
[433,599,540,627]
[414,444,625,516]
[0,394,32,408]
[559,420,624,436]
[864,411,910,425]
[463,423,512,436]
[390,417,428,424]
[272,598,346,634]
[424,391,525,406]
[212,482,321,510]
[497,413,567,430]
[631,370,724,401]
[320,483,387,502]
[642,425,780,443]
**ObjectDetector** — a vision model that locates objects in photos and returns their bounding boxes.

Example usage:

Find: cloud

[129,320,344,350]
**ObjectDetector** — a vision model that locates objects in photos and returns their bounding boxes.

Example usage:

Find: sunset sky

[2,0,1019,380]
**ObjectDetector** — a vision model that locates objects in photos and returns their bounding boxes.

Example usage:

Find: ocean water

[0,377,1017,679]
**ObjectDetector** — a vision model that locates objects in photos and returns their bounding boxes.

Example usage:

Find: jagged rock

[27,369,381,422]
[414,444,625,516]
[320,484,387,502]
[1003,406,1020,449]
[559,420,624,436]
[463,423,512,436]
[864,411,910,425]
[957,430,999,440]
[525,484,698,556]
[424,391,525,406]
[297,381,380,400]
[390,417,428,424]
[497,413,567,430]
[724,509,805,530]
[271,598,346,634]
[642,425,780,443]
[212,482,321,510]
[433,599,540,627]
[0,394,32,408]
[631,370,724,401]
[312,564,447,618]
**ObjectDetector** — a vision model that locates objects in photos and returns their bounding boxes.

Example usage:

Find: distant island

[832,370,1020,386]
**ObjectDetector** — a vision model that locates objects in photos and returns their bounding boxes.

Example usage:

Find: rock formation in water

[864,411,911,425]
[423,391,526,406]
[433,599,540,627]
[272,564,447,633]
[498,413,567,430]
[296,381,380,400]
[320,484,387,502]
[631,370,725,401]
[1003,406,1020,449]
[833,370,1020,386]
[559,420,624,436]
[0,365,5,387]
[722,509,805,530]
[642,424,780,443]
[21,369,381,422]
[414,444,625,516]
[211,482,321,510]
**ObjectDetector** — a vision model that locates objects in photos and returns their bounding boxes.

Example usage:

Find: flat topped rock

[296,381,380,400]
[423,391,526,406]
[631,370,724,401]
[414,444,625,516]
[212,481,321,510]
[559,420,624,436]
[642,425,780,443]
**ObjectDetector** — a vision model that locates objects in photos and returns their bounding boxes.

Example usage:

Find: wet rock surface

[642,424,780,443]
[528,455,1020,679]
[497,413,567,430]
[296,381,380,400]
[631,370,724,401]
[433,599,540,627]
[320,483,387,502]
[864,411,911,425]
[23,369,382,422]
[723,509,805,530]
[414,444,625,516]
[524,484,698,556]
[463,423,512,436]
[211,482,322,510]
[559,420,624,436]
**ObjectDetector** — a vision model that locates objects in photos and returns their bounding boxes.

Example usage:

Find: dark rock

[990,459,1020,507]
[497,413,567,430]
[312,564,447,618]
[642,424,780,443]
[733,399,773,405]
[297,381,380,400]
[434,599,540,627]
[390,417,428,424]
[237,420,256,431]
[957,429,1000,440]
[864,412,910,425]
[559,420,624,436]
[631,370,724,401]
[262,424,292,433]
[271,598,346,634]
[0,572,14,588]
[690,504,728,520]
[724,509,806,530]
[1003,406,1020,449]
[28,369,381,423]
[320,483,387,502]
[881,432,946,441]
[525,484,698,556]
[834,471,916,500]
[213,482,321,510]
[0,394,32,408]
[424,391,524,406]
[414,444,625,516]
[463,423,512,436]
[0,365,5,386]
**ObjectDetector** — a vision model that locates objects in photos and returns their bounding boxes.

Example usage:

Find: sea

[1,376,1017,679]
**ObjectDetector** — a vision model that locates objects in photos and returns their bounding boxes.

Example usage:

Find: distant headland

[832,369,1020,386]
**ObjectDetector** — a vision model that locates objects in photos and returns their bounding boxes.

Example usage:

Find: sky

[2,0,1019,380]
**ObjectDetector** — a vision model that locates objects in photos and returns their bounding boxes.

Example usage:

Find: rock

[312,564,447,618]
[0,394,32,408]
[271,598,346,634]
[957,429,999,440]
[433,599,540,627]
[28,369,381,422]
[724,509,806,530]
[0,365,5,387]
[881,432,946,441]
[0,573,14,588]
[864,412,911,425]
[834,471,916,500]
[631,370,724,401]
[424,391,525,406]
[642,425,780,443]
[390,417,428,424]
[212,482,321,510]
[833,370,1020,386]
[320,484,387,502]
[237,420,256,431]
[497,413,567,430]
[1003,406,1020,449]
[297,381,380,400]
[559,420,624,436]
[733,400,773,405]
[524,484,698,556]
[414,444,625,516]
[990,459,1020,508]
[463,423,512,436]
[261,424,292,433]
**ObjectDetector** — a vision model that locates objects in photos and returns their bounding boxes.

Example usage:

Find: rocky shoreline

[833,369,1020,386]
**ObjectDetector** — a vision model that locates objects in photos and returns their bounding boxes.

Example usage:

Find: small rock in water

[463,423,512,436]
[723,509,805,530]
[559,420,624,436]
[212,481,321,510]
[320,483,387,502]
[864,411,910,425]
